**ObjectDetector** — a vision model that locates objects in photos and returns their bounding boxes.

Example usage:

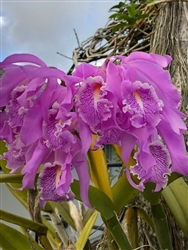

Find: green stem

[105,215,133,250]
[151,203,173,250]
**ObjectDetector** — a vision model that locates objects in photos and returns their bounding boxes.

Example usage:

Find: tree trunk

[150,2,188,249]
[150,2,188,150]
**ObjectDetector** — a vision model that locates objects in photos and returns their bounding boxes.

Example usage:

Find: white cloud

[2,1,119,72]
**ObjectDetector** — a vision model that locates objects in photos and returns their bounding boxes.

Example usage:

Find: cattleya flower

[0,54,90,207]
[0,51,188,208]
[74,52,188,191]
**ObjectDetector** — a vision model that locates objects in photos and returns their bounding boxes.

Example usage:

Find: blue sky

[1,0,119,72]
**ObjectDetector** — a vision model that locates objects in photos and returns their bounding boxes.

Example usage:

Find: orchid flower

[0,51,187,208]
[74,52,188,192]
[0,54,90,207]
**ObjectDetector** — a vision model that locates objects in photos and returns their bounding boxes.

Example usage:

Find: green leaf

[76,211,98,250]
[71,179,114,220]
[106,215,133,250]
[0,141,8,173]
[112,23,126,33]
[143,182,161,205]
[127,3,136,18]
[151,203,173,250]
[109,2,125,12]
[112,174,140,213]
[126,207,138,248]
[0,209,48,235]
[109,13,129,20]
[162,178,188,237]
[0,174,23,183]
[0,222,43,250]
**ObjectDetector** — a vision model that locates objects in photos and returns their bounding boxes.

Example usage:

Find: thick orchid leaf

[0,173,23,183]
[0,222,43,250]
[88,144,113,201]
[143,182,161,205]
[112,174,140,213]
[76,211,98,250]
[151,203,173,250]
[71,179,114,220]
[106,215,133,250]
[0,209,48,235]
[126,206,138,249]
[0,141,8,172]
[162,178,188,237]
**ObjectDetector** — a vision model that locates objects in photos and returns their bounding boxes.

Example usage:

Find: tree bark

[150,2,188,249]
[150,2,188,150]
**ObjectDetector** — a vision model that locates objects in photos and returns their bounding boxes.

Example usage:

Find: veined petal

[6,86,27,128]
[122,81,163,128]
[0,111,13,144]
[76,76,113,132]
[38,163,74,207]
[127,140,171,191]
[1,147,26,173]
[43,108,76,152]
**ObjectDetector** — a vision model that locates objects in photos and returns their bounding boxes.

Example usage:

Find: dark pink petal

[20,103,43,146]
[21,66,66,80]
[162,106,187,134]
[124,64,181,108]
[121,133,137,164]
[73,63,98,79]
[105,60,124,100]
[77,118,92,154]
[0,67,27,107]
[74,156,91,208]
[124,52,172,68]
[21,140,50,189]
[157,119,188,175]
[0,111,13,143]
[1,53,46,67]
